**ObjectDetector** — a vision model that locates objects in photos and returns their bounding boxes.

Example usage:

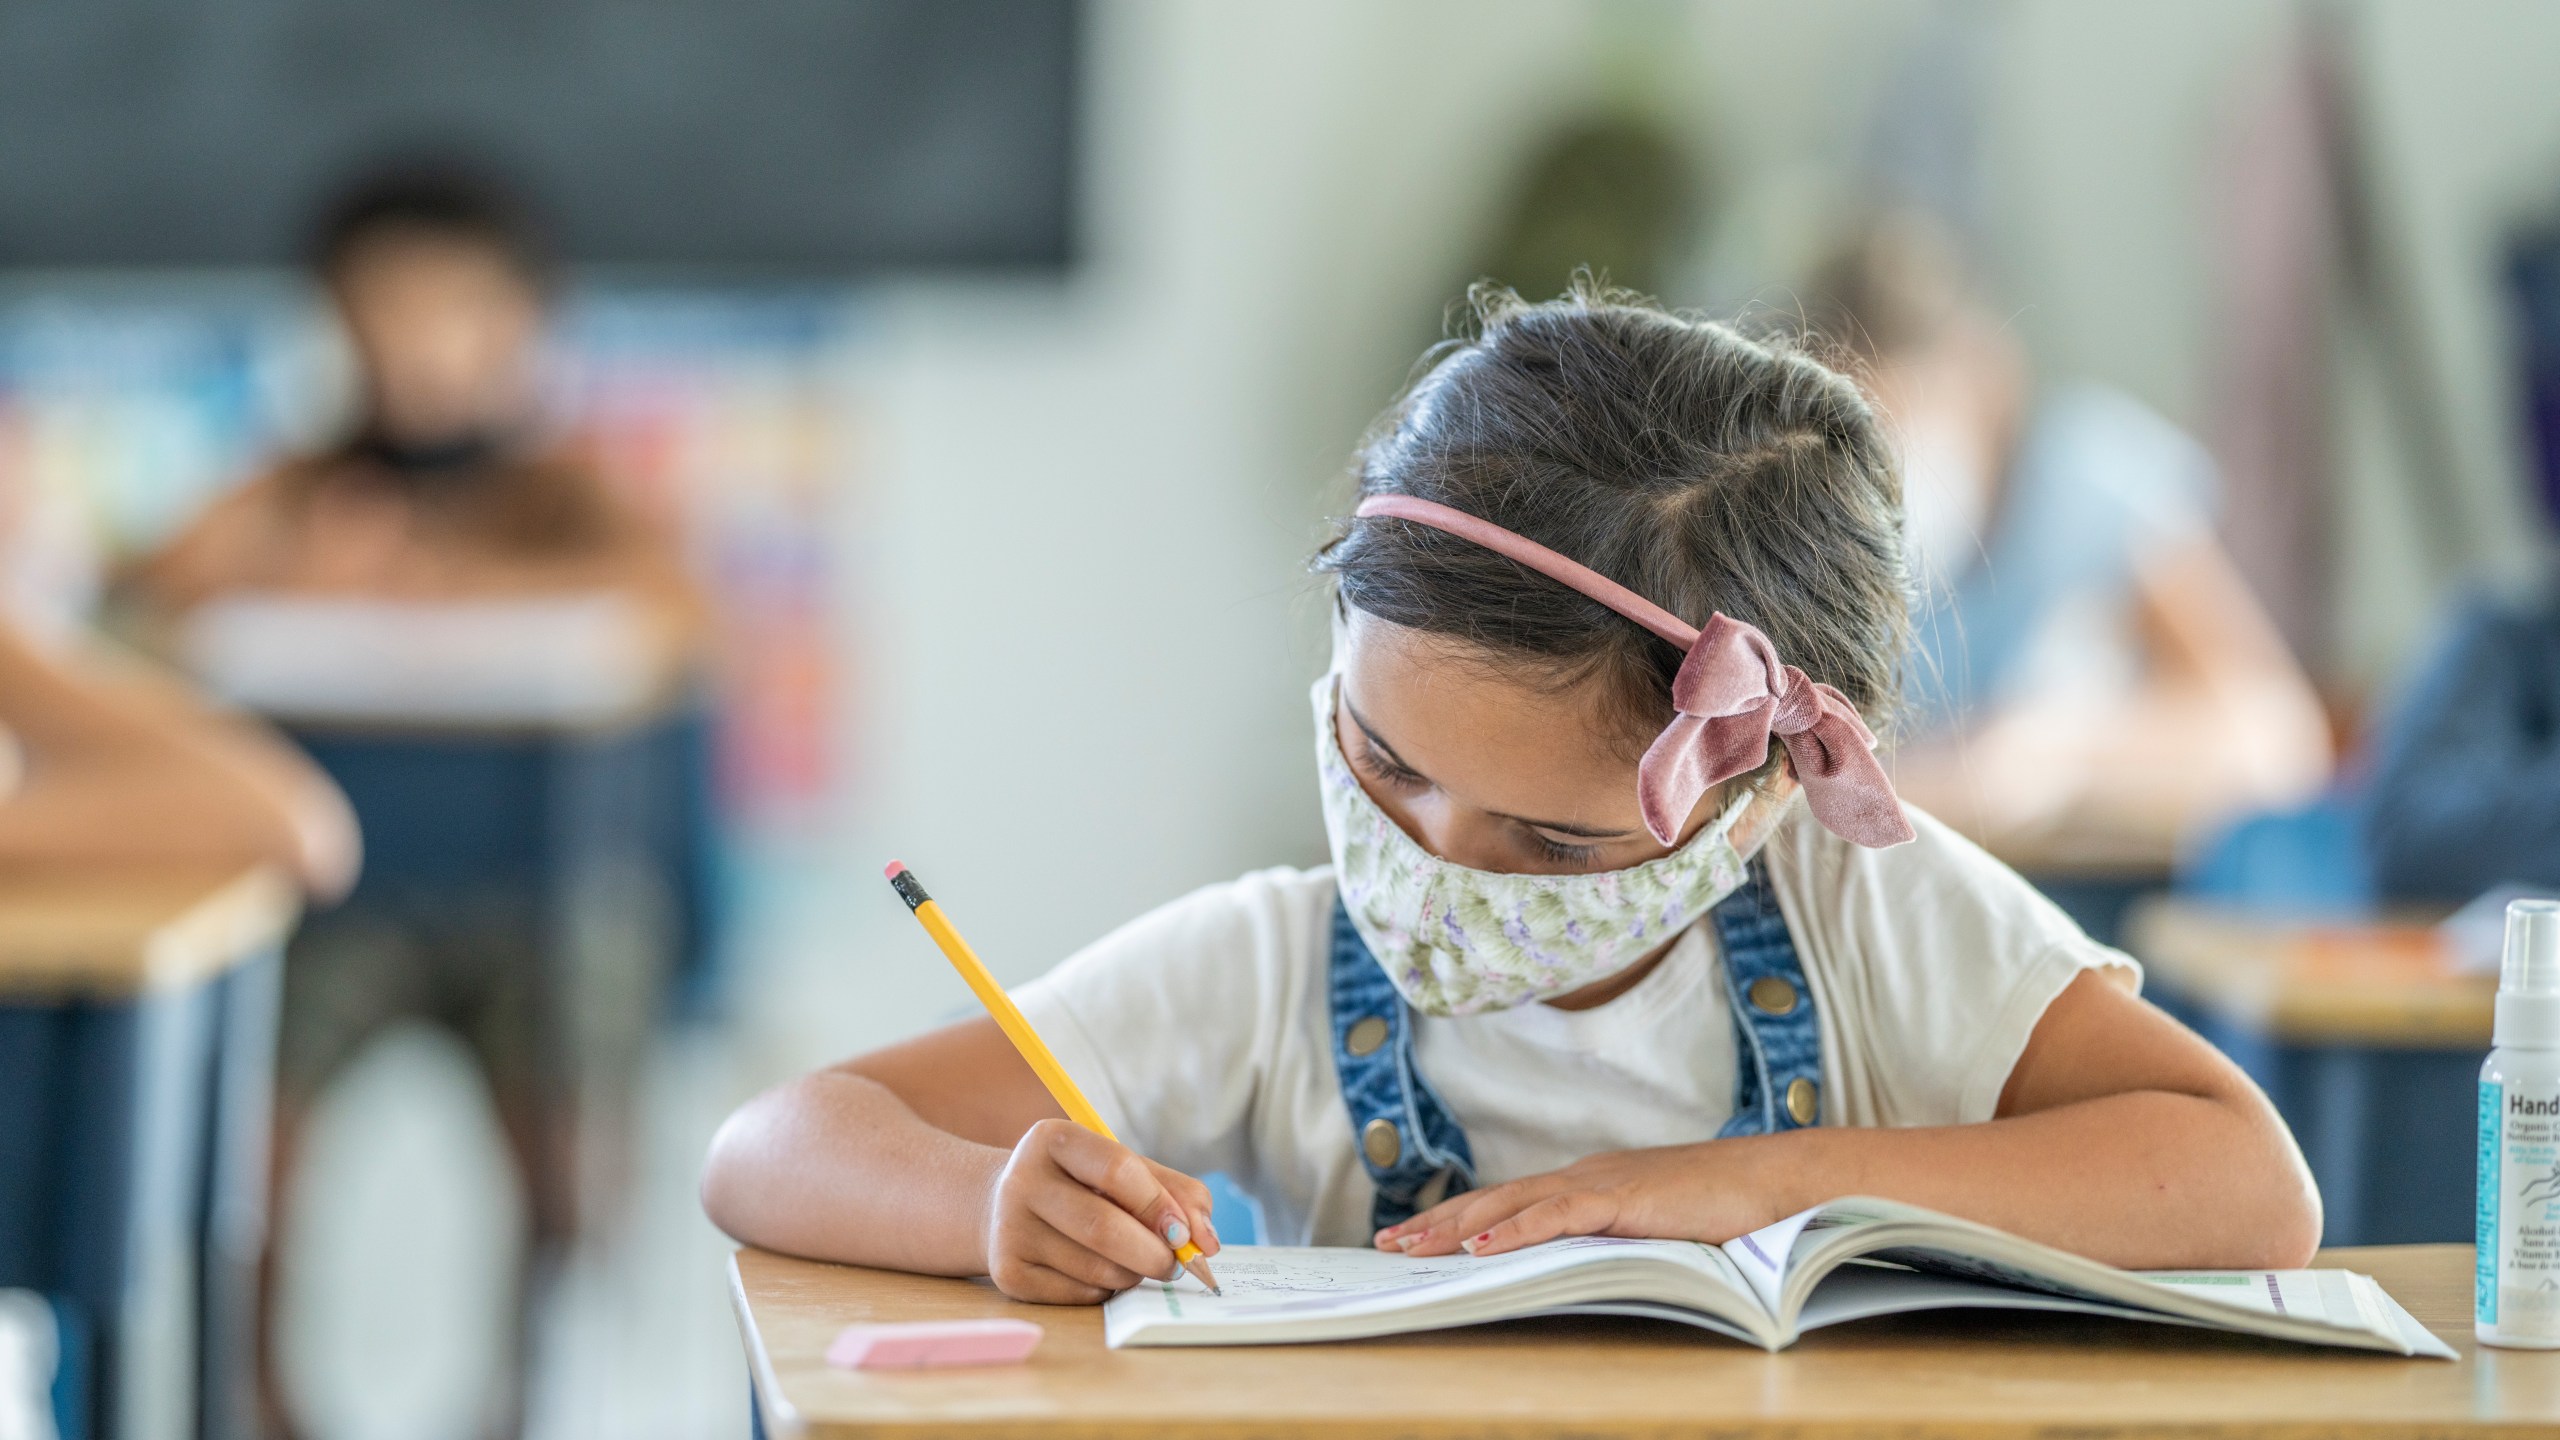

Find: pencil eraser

[825,1318,1043,1370]
[883,860,908,881]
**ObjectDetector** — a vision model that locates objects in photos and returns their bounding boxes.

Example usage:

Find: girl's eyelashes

[1346,724,1609,868]
[1350,735,1429,791]
[1528,832,1605,868]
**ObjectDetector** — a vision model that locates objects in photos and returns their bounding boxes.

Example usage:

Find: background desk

[2127,899,2490,1247]
[283,696,720,1023]
[0,865,299,1440]
[1984,827,2179,950]
[727,1243,2552,1440]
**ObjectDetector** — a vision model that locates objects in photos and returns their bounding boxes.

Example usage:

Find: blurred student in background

[124,161,703,1440]
[2361,578,2560,902]
[1812,212,2332,861]
[130,162,700,642]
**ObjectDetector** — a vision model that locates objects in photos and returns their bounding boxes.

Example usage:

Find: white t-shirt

[1014,803,2138,1247]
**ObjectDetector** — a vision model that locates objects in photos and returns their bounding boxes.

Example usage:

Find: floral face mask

[1314,672,1758,1017]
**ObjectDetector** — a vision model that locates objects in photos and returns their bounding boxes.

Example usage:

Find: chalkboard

[0,0,1079,273]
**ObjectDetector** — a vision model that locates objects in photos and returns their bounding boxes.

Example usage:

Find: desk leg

[22,985,221,1440]
[121,986,223,1440]
[195,949,280,1440]
[2294,1046,2372,1247]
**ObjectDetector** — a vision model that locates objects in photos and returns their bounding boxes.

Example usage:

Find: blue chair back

[2176,791,2374,918]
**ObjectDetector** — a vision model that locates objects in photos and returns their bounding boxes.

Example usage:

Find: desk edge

[730,1250,809,1440]
[0,863,301,1001]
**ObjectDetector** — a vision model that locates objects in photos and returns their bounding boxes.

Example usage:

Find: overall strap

[1325,900,1477,1234]
[1710,861,1825,1136]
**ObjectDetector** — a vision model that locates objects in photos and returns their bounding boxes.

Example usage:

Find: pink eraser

[825,1318,1043,1370]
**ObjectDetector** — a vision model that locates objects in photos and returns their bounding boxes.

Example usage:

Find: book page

[1157,1246,1494,1311]
[1722,1205,1825,1313]
[1794,1262,2452,1358]
[2136,1270,2398,1333]
[1737,1198,2455,1357]
[1723,1200,1924,1314]
[1102,1240,1745,1348]
[1859,1245,2397,1335]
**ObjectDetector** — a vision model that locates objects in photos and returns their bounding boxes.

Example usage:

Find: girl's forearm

[1755,1090,2322,1270]
[701,1070,1004,1274]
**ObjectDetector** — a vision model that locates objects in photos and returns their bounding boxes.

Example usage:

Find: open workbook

[1104,1197,2455,1357]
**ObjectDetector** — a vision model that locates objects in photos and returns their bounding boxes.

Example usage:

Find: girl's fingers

[1012,1257,1114,1306]
[1042,1126,1186,1276]
[1385,1203,1498,1255]
[1027,1181,1181,1285]
[1021,1218,1152,1294]
[1144,1159,1222,1256]
[1382,1184,1510,1245]
[1389,1179,1561,1256]
[1462,1190,1620,1257]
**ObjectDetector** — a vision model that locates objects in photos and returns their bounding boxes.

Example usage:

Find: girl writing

[702,286,2320,1302]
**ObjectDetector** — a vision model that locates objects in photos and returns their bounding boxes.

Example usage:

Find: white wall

[747,0,2560,1067]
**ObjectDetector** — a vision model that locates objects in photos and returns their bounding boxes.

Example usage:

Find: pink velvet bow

[1638,614,1915,849]
[1353,494,1916,850]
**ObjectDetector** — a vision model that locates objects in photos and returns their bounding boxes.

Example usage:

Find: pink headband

[1354,494,1915,849]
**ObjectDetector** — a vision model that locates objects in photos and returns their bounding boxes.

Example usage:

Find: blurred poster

[0,294,299,637]
[563,294,862,832]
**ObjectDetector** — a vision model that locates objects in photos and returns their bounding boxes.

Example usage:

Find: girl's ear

[1729,768,1801,858]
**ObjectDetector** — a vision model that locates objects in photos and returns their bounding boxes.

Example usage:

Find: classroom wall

[2319,0,2560,678]
[747,0,2560,1067]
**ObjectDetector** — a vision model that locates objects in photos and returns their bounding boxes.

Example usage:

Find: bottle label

[2485,1078,2560,1338]
[2480,1081,2501,1325]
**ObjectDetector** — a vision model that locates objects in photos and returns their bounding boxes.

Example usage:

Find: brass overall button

[1361,1117,1403,1168]
[1785,1077,1820,1127]
[1345,1015,1390,1057]
[1747,976,1799,1016]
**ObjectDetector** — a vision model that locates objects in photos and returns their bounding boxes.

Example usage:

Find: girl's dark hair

[1317,279,1910,766]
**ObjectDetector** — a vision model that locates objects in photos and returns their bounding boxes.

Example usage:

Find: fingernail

[1162,1217,1190,1249]
[1395,1229,1427,1251]
[1461,1232,1491,1255]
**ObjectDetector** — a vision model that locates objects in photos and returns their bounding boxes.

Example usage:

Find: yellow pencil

[884,860,1221,1295]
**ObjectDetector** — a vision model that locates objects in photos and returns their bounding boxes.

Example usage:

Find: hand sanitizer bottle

[2480,898,2560,1349]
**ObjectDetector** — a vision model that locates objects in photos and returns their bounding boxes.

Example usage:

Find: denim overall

[1327,861,1825,1233]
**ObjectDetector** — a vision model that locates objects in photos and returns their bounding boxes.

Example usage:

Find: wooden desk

[1984,821,2180,882]
[0,864,298,1440]
[0,865,297,1001]
[1980,830,2176,952]
[728,1244,2555,1439]
[2126,898,2488,1249]
[2127,899,2488,1047]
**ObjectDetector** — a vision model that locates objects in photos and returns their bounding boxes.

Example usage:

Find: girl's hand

[981,1118,1220,1305]
[1372,1138,1802,1258]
